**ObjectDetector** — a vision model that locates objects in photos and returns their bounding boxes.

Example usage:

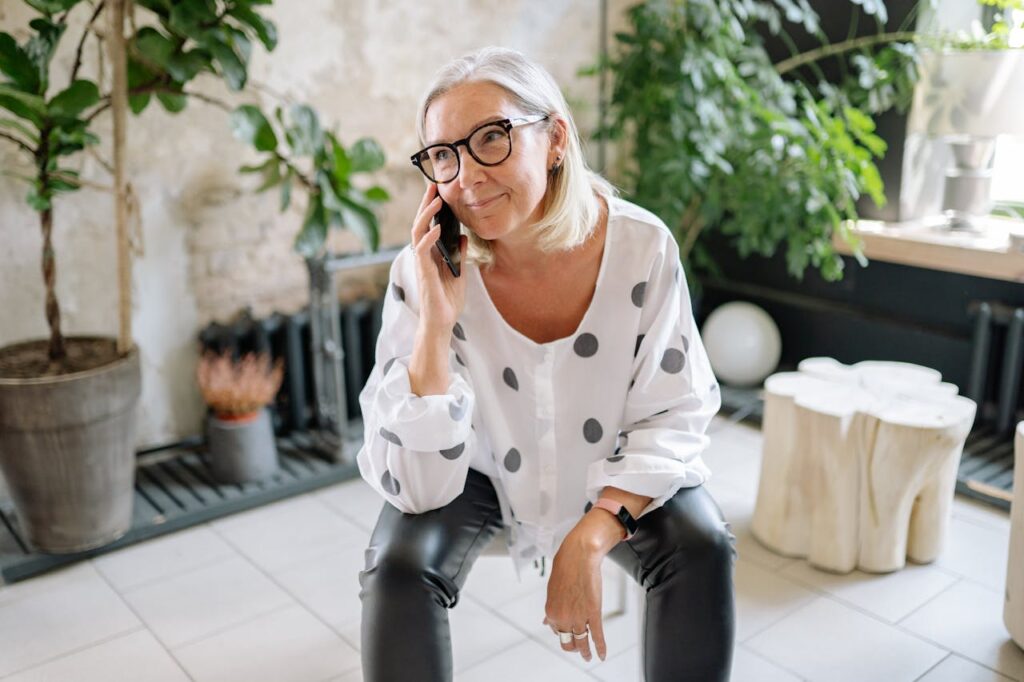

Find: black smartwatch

[594,498,639,540]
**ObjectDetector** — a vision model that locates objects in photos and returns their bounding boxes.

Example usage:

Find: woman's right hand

[411,182,469,336]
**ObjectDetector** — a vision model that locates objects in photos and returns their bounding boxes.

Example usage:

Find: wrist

[575,510,626,556]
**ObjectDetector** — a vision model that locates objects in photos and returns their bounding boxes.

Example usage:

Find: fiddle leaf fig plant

[0,0,277,368]
[230,102,390,258]
[591,0,923,283]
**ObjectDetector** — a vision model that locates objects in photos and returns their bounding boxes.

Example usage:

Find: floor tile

[92,524,237,592]
[121,555,293,648]
[172,604,360,682]
[745,597,946,682]
[917,653,1017,681]
[731,645,803,682]
[0,563,139,677]
[3,629,189,682]
[210,496,368,574]
[450,597,529,673]
[934,516,1011,592]
[328,668,363,682]
[271,541,366,637]
[706,485,798,572]
[735,559,817,642]
[779,559,958,623]
[901,580,1024,681]
[591,644,641,682]
[457,638,595,682]
[315,478,386,533]
[462,555,548,609]
[953,497,1012,533]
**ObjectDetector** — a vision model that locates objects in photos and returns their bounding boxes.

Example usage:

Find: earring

[550,156,563,175]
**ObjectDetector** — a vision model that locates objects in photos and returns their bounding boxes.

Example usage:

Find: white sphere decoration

[701,301,782,387]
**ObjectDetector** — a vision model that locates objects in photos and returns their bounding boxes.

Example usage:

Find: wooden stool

[752,358,976,573]
[1006,422,1024,649]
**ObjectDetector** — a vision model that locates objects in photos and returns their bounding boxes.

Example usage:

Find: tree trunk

[40,206,66,362]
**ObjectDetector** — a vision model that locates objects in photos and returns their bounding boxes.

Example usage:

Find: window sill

[832,216,1024,283]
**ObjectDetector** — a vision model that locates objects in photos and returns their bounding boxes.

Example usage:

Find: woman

[356,46,736,682]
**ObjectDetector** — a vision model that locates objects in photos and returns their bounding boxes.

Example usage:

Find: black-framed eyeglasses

[410,114,549,184]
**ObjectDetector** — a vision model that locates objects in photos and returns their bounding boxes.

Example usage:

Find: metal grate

[0,426,364,584]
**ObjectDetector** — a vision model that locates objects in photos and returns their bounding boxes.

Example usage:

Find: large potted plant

[0,0,278,552]
[591,0,923,284]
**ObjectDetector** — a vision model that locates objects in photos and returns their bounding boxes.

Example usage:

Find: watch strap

[593,497,636,540]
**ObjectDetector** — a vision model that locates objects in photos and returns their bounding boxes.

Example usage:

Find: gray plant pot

[0,338,141,554]
[205,408,279,484]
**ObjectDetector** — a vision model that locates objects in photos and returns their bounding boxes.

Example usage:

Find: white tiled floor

[2,416,1022,681]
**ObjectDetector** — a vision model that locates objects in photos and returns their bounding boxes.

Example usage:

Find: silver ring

[573,630,589,640]
[557,630,573,645]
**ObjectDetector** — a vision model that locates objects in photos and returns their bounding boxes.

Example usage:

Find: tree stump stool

[1006,421,1024,649]
[751,358,977,573]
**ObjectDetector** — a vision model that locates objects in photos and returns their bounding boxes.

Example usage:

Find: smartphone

[434,199,461,278]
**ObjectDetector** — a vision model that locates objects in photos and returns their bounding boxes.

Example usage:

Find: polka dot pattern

[455,353,466,367]
[381,470,401,495]
[504,447,522,472]
[573,333,599,358]
[682,335,690,353]
[440,442,465,460]
[503,367,519,391]
[383,357,397,375]
[519,545,537,559]
[391,283,405,302]
[634,334,644,358]
[661,348,685,374]
[607,454,625,463]
[583,418,603,443]
[453,322,466,341]
[379,427,402,446]
[631,281,647,308]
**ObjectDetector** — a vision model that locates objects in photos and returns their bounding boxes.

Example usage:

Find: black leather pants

[358,468,737,681]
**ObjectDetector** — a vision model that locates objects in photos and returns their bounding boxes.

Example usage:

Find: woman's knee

[359,529,459,608]
[655,488,737,565]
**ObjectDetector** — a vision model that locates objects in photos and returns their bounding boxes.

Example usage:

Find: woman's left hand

[542,526,609,662]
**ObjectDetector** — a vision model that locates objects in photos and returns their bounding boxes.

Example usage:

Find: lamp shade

[908,49,1024,137]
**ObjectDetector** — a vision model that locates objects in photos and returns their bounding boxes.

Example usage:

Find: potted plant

[229,101,390,258]
[196,350,284,484]
[590,0,923,284]
[0,0,277,552]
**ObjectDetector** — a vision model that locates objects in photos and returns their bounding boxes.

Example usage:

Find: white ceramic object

[701,301,782,386]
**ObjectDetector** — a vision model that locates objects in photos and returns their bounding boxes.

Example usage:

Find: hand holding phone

[433,200,461,278]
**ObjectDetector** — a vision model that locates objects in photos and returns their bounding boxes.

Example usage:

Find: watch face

[616,507,639,537]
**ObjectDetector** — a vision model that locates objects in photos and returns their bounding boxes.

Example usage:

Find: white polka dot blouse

[356,196,721,581]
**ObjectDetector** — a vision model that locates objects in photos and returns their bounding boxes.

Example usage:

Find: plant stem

[775,31,919,75]
[37,119,66,362]
[0,131,34,155]
[108,0,132,356]
[677,195,706,262]
[71,1,106,84]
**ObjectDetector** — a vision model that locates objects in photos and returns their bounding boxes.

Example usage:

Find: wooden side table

[1006,422,1024,649]
[752,358,976,573]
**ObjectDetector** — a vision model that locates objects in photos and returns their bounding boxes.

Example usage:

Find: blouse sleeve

[355,248,478,514]
[584,232,721,519]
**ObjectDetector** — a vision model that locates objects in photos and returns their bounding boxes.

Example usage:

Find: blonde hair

[415,46,617,269]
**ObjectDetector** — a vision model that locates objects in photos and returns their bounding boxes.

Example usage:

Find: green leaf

[328,132,351,182]
[129,92,152,114]
[133,27,177,72]
[228,6,278,51]
[24,0,81,15]
[348,137,385,173]
[287,104,322,156]
[166,49,210,83]
[364,186,390,202]
[0,117,39,144]
[294,197,328,258]
[230,105,278,152]
[48,79,99,119]
[336,194,380,252]
[0,84,46,124]
[0,33,41,94]
[157,90,188,113]
[255,159,283,192]
[207,33,247,90]
[24,18,65,95]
